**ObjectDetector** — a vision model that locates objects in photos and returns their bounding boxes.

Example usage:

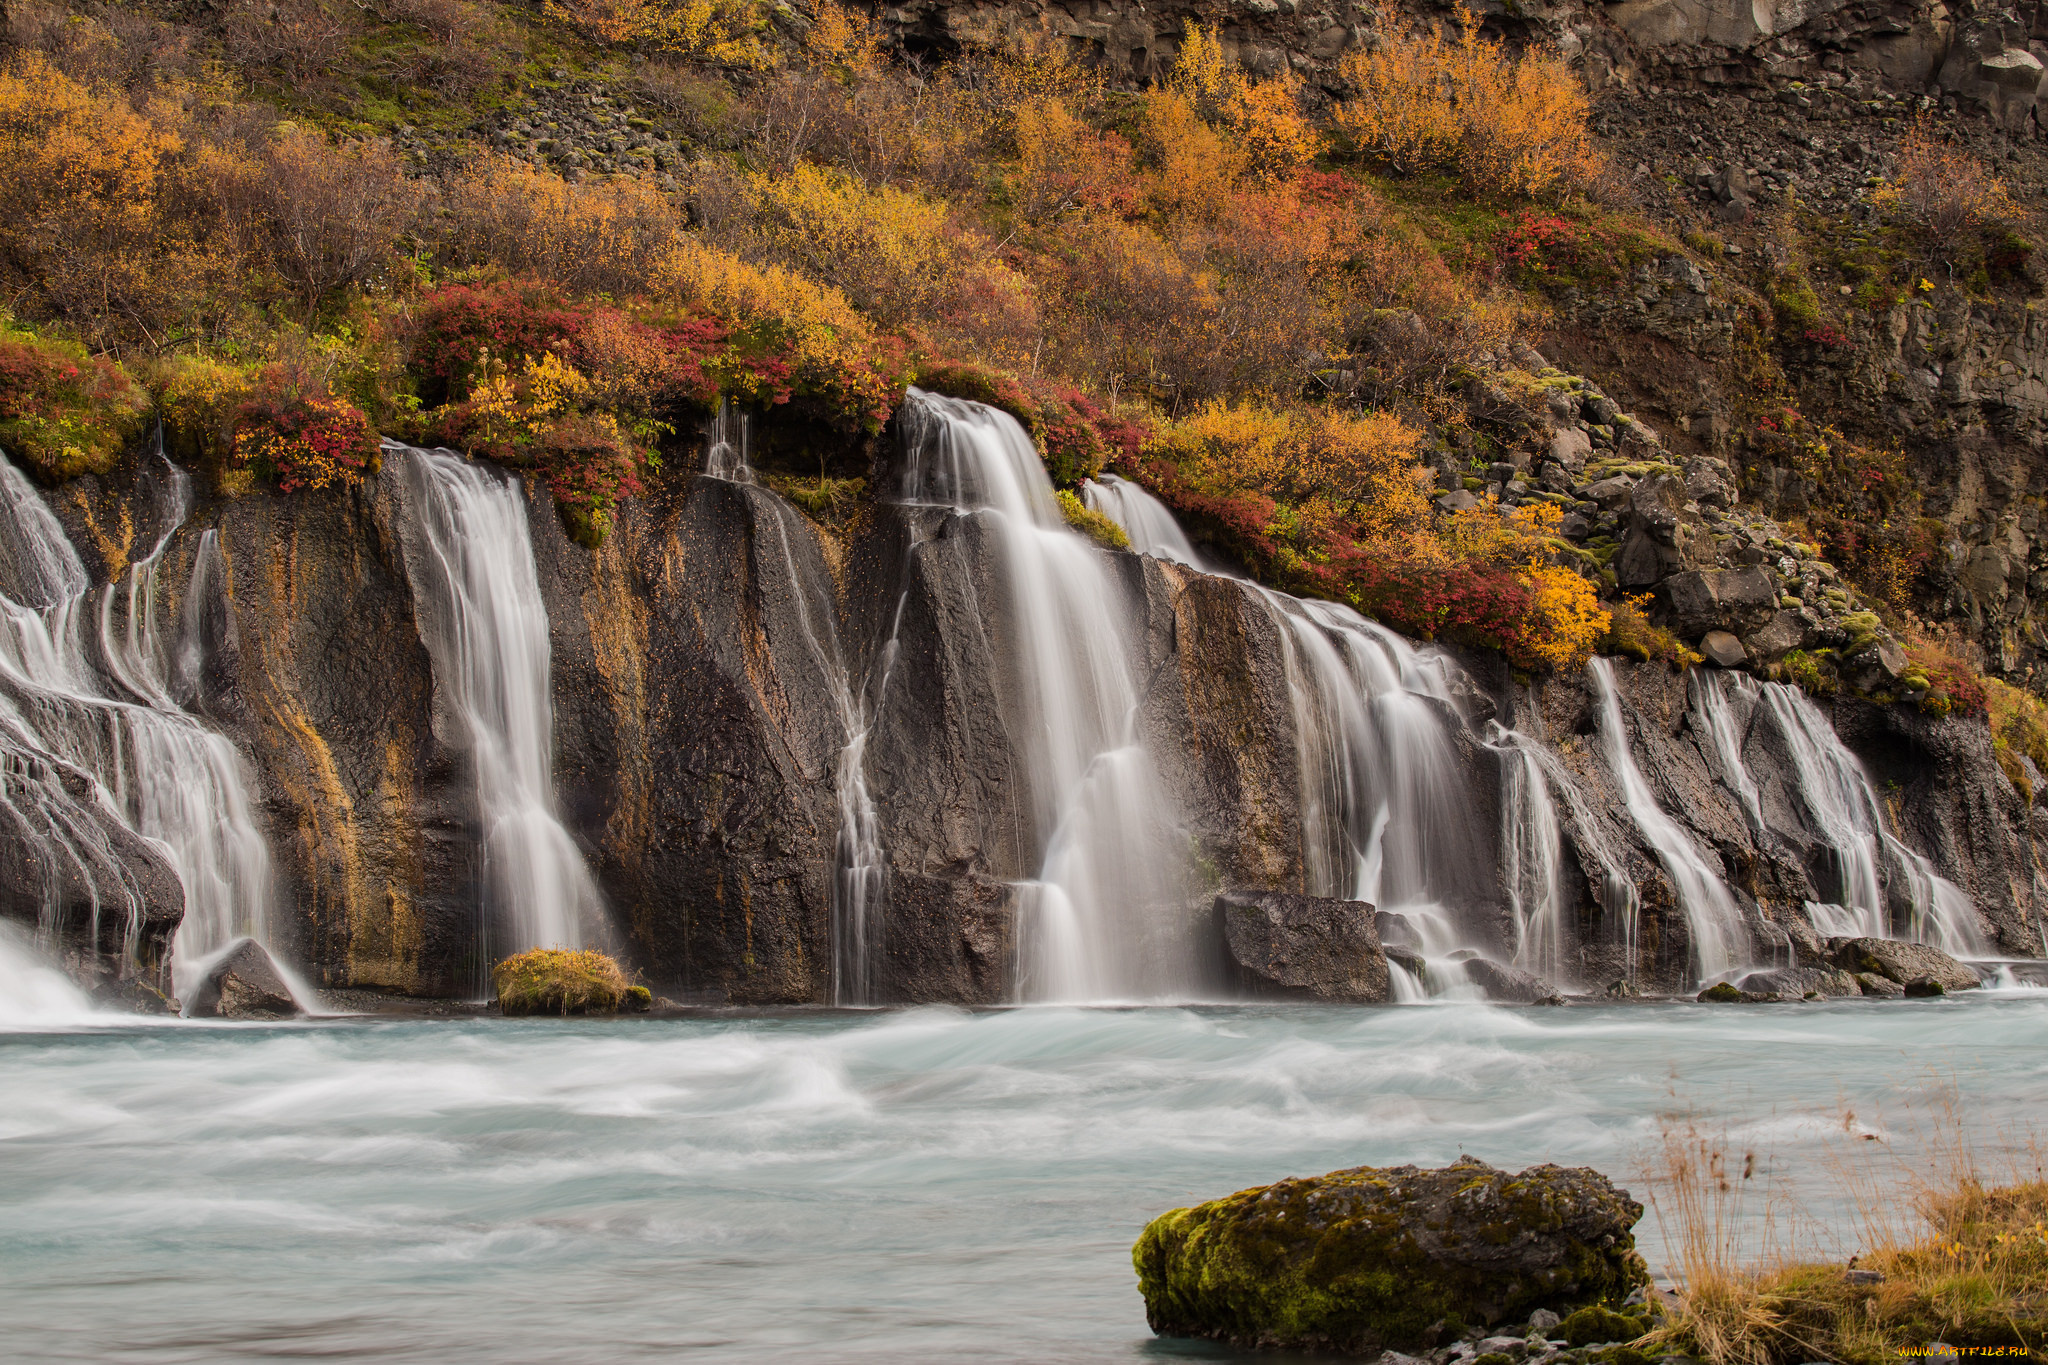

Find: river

[2,995,2044,1362]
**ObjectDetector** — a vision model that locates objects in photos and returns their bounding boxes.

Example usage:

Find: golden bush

[1876,120,2020,238]
[1332,9,1602,200]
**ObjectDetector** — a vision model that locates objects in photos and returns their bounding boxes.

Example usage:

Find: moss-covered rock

[1559,1303,1651,1346]
[493,948,650,1016]
[1132,1156,1648,1355]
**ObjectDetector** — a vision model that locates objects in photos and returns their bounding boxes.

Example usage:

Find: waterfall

[1087,466,1506,994]
[899,391,1195,1001]
[1590,657,1748,984]
[1486,724,1568,983]
[1080,475,1204,566]
[700,425,894,1006]
[1692,671,1764,833]
[704,399,753,482]
[0,919,97,1025]
[1753,681,1987,956]
[0,451,279,1006]
[402,449,598,958]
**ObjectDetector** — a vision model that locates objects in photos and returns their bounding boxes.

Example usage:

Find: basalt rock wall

[13,440,2044,1003]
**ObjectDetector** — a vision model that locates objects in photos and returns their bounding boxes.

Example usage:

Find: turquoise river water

[2,995,2045,1362]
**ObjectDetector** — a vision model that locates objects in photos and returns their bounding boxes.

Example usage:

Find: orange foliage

[1333,9,1602,200]
[1876,119,2020,238]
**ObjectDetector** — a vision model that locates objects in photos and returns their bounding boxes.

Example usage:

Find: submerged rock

[1734,966,1860,999]
[1827,937,1981,991]
[1133,1155,1648,1355]
[184,938,301,1019]
[1215,891,1389,1003]
[1461,959,1566,1004]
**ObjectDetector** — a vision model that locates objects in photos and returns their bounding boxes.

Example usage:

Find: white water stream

[0,451,277,1005]
[901,393,1194,1001]
[1590,657,1748,985]
[402,448,597,957]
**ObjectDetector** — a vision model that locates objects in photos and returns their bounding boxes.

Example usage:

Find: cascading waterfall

[899,391,1195,1002]
[1590,657,1748,984]
[1083,468,1502,995]
[1080,475,1205,567]
[1751,680,1987,956]
[1486,724,1568,983]
[1692,671,1765,834]
[402,448,598,959]
[699,417,894,1004]
[0,451,278,1006]
[0,919,96,1025]
[704,399,753,483]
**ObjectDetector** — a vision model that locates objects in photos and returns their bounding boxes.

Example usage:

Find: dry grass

[1641,1103,2048,1365]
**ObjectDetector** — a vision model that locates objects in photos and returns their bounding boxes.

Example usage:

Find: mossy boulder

[1133,1156,1648,1355]
[493,948,652,1016]
[1559,1303,1651,1346]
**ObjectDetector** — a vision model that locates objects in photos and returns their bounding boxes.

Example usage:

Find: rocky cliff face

[14,419,2041,1004]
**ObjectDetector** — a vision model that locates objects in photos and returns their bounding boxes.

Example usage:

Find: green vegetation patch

[493,948,651,1016]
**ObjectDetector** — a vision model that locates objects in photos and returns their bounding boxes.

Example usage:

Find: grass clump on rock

[493,948,652,1016]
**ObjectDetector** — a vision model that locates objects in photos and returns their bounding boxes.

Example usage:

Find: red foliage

[1908,641,1988,716]
[234,366,377,493]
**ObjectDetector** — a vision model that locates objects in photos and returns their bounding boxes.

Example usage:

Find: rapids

[0,997,2043,1361]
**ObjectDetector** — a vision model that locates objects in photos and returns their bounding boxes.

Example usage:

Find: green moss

[1133,1159,1647,1355]
[767,474,868,525]
[1056,488,1129,550]
[1777,648,1838,697]
[1560,1305,1650,1346]
[493,948,644,1016]
[1697,982,1745,1003]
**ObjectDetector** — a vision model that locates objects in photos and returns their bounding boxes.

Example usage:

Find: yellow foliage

[1009,97,1134,221]
[543,0,772,66]
[0,54,227,344]
[1517,560,1609,669]
[1159,22,1319,183]
[1150,401,1433,543]
[1333,9,1602,199]
[1139,90,1249,222]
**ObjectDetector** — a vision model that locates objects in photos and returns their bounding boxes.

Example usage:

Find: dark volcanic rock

[1735,966,1860,998]
[184,938,301,1018]
[1133,1156,1649,1355]
[1461,958,1566,1004]
[1828,937,1982,991]
[1216,891,1388,1002]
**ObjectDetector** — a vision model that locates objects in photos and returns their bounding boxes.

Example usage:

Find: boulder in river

[1734,966,1860,999]
[1215,892,1389,1002]
[1460,958,1565,1004]
[1826,937,1981,991]
[1133,1155,1648,1355]
[184,939,302,1019]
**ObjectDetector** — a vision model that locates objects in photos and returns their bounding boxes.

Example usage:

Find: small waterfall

[402,449,598,958]
[0,919,97,1026]
[1080,474,1204,566]
[704,400,753,482]
[0,451,278,1006]
[1692,672,1764,833]
[1755,681,1986,956]
[1486,724,1568,983]
[1589,657,1748,985]
[899,391,1195,1002]
[1088,468,1499,996]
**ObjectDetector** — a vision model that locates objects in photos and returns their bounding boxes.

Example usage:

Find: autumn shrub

[1603,594,1702,670]
[1876,120,2021,241]
[232,362,379,494]
[1906,640,1987,718]
[542,0,770,66]
[0,321,149,480]
[203,125,421,316]
[0,55,230,348]
[1159,23,1318,183]
[1332,9,1603,200]
[1008,96,1138,222]
[1983,677,2048,802]
[149,354,254,477]
[1497,209,1665,290]
[739,163,1037,364]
